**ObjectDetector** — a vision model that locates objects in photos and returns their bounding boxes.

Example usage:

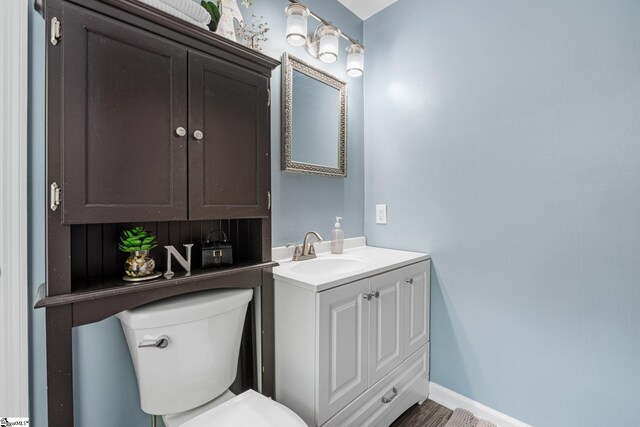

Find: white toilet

[116,288,306,427]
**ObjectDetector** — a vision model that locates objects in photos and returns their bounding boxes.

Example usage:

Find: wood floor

[390,400,453,427]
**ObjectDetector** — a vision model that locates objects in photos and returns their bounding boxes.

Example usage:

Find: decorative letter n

[164,244,194,278]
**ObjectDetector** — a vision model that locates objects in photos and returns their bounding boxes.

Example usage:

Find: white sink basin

[288,256,369,276]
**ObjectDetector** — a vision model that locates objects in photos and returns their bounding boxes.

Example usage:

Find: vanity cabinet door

[317,279,370,426]
[188,51,270,219]
[61,3,188,224]
[369,269,405,385]
[403,261,431,356]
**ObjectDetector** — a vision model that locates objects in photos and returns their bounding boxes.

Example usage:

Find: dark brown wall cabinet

[61,3,270,224]
[38,0,280,425]
[189,51,270,219]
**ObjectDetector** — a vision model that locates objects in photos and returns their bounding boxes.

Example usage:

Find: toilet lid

[178,390,306,427]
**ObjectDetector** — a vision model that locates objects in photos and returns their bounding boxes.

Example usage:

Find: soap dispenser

[331,217,344,254]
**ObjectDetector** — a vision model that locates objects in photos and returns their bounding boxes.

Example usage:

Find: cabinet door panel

[318,279,369,426]
[369,269,404,385]
[62,4,188,223]
[404,261,431,356]
[189,51,270,219]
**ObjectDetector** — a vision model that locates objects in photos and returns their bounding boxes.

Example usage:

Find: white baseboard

[429,383,531,427]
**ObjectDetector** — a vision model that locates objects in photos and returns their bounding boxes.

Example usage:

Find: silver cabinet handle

[175,127,186,137]
[381,387,398,404]
[406,278,414,284]
[364,292,380,301]
[138,335,170,349]
[193,130,204,140]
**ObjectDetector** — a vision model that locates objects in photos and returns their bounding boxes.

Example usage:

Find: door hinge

[50,17,62,45]
[267,191,271,210]
[50,182,61,211]
[267,88,271,107]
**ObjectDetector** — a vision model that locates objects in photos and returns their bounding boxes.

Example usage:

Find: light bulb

[285,4,310,47]
[346,43,364,77]
[317,24,341,64]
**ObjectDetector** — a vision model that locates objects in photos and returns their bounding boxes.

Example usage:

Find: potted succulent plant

[119,226,159,280]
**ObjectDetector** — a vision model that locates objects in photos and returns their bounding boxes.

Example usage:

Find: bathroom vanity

[273,239,431,426]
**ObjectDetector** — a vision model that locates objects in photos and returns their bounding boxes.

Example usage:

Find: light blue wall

[251,0,364,246]
[28,5,47,426]
[364,1,640,426]
[28,0,363,425]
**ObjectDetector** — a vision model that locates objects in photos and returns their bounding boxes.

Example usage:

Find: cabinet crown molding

[41,0,280,74]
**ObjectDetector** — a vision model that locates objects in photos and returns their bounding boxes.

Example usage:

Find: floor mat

[443,408,497,427]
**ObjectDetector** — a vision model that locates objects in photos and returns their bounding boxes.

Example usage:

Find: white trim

[0,0,30,417]
[429,382,532,427]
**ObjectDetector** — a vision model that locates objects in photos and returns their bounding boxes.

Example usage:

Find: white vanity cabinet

[275,254,431,427]
[318,278,370,421]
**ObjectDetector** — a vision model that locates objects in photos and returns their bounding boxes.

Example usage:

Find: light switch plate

[376,204,387,224]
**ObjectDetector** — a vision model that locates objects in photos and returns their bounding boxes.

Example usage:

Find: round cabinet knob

[175,127,186,137]
[406,278,414,284]
[193,130,204,141]
[373,291,380,299]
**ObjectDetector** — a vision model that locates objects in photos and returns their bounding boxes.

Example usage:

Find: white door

[403,261,431,356]
[0,0,29,417]
[368,269,404,385]
[317,279,370,426]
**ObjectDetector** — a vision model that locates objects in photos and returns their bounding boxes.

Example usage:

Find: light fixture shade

[346,43,365,77]
[285,4,310,47]
[317,24,341,63]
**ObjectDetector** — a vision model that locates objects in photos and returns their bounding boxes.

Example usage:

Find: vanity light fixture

[284,0,365,76]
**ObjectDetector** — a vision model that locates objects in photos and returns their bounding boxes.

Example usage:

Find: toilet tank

[116,288,253,416]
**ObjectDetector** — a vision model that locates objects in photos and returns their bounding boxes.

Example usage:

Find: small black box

[202,231,233,268]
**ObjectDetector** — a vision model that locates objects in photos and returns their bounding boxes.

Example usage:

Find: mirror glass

[282,54,347,177]
[291,70,340,168]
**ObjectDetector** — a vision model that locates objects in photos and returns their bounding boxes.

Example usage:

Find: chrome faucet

[287,231,324,261]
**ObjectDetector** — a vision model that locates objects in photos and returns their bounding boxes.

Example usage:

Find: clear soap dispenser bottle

[331,217,344,254]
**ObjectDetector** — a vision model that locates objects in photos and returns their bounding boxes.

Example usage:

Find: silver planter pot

[124,250,156,278]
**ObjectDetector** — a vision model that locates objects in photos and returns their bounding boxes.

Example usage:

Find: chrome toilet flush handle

[138,335,170,349]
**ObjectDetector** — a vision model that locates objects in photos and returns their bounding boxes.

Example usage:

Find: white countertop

[272,238,430,292]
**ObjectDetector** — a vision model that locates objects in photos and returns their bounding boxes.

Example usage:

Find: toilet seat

[163,390,306,427]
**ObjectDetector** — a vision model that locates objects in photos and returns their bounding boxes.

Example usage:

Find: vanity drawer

[323,342,429,427]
